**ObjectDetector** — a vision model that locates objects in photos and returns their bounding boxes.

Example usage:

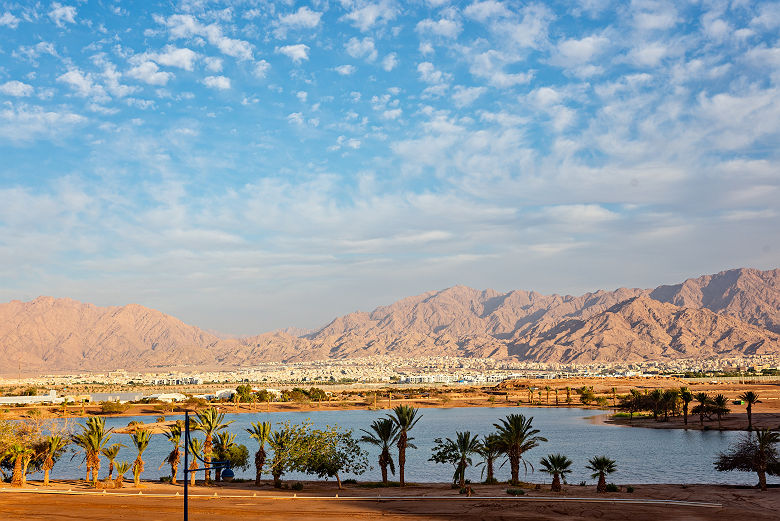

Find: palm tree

[213,432,237,481]
[679,388,693,426]
[662,389,679,422]
[131,429,152,487]
[160,423,182,484]
[565,386,571,404]
[40,435,68,486]
[586,456,617,493]
[649,389,663,421]
[693,392,711,426]
[114,461,131,489]
[193,407,234,483]
[73,417,111,486]
[101,443,123,480]
[544,386,551,405]
[359,418,398,485]
[715,429,779,491]
[389,405,421,487]
[451,431,482,488]
[188,438,203,486]
[3,444,32,487]
[540,453,573,492]
[738,391,761,431]
[713,394,731,429]
[246,421,272,486]
[494,413,547,485]
[477,434,502,484]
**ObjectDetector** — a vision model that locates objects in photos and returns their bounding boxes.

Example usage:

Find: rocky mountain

[0,268,778,373]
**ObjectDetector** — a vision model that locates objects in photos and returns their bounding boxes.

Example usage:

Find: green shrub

[160,476,172,483]
[343,478,357,485]
[101,401,130,414]
[292,482,304,491]
[626,486,634,493]
[605,483,619,492]
[506,488,525,496]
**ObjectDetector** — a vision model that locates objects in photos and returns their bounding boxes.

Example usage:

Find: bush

[101,401,130,414]
[506,488,525,496]
[343,478,357,485]
[292,482,304,491]
[605,483,619,492]
[483,477,498,485]
[578,481,586,486]
[160,476,172,483]
[626,486,634,493]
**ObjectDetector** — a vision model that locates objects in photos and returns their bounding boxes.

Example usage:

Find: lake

[38,407,778,486]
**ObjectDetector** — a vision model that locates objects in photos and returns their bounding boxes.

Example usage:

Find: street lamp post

[182,409,230,521]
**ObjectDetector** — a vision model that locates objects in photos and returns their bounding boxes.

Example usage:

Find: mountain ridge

[1,267,778,373]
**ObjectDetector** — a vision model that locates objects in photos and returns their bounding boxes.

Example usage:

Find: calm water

[38,407,777,486]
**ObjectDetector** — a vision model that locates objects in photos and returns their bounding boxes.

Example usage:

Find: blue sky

[0,0,778,334]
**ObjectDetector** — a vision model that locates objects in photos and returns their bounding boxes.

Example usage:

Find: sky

[0,0,778,335]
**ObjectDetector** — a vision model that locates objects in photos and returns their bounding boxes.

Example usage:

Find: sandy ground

[0,479,777,521]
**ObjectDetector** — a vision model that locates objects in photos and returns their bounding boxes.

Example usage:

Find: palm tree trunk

[273,470,282,488]
[683,405,688,425]
[380,459,388,484]
[21,457,31,486]
[171,461,178,485]
[255,450,263,486]
[189,460,197,486]
[510,455,519,485]
[336,473,343,490]
[747,404,753,431]
[757,469,767,491]
[551,473,561,492]
[398,445,406,486]
[486,457,494,483]
[44,468,51,486]
[204,437,212,483]
[12,456,23,487]
[597,473,606,493]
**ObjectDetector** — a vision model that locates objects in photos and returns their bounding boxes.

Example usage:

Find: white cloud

[416,18,462,38]
[629,42,667,67]
[633,3,678,31]
[0,81,34,97]
[0,12,20,28]
[0,103,86,143]
[275,7,322,37]
[345,37,378,62]
[342,0,397,32]
[204,57,223,72]
[153,46,198,71]
[417,62,451,84]
[296,91,308,102]
[383,108,402,119]
[57,69,110,101]
[156,14,254,61]
[287,112,304,125]
[253,60,271,78]
[49,3,77,28]
[127,61,173,85]
[335,65,356,75]
[203,75,231,90]
[382,53,398,71]
[276,44,310,63]
[556,35,608,63]
[468,50,533,87]
[463,1,510,22]
[451,86,486,107]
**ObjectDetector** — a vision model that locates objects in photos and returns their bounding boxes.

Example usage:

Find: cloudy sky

[0,0,778,335]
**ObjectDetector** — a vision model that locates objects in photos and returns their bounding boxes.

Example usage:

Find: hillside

[0,268,778,372]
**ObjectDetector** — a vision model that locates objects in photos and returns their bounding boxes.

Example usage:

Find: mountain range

[1,268,778,373]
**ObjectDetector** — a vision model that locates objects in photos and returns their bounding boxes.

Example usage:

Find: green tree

[193,407,234,483]
[477,433,502,484]
[738,391,762,431]
[679,387,693,426]
[359,418,398,485]
[114,461,131,488]
[306,426,368,489]
[40,434,69,486]
[101,443,123,481]
[72,417,111,486]
[712,394,731,429]
[715,429,780,491]
[131,429,151,487]
[235,385,253,403]
[3,443,31,486]
[539,453,573,492]
[247,421,272,486]
[494,414,547,485]
[389,405,421,487]
[187,438,203,486]
[160,423,181,484]
[268,421,311,488]
[692,392,711,426]
[586,456,617,493]
[429,431,482,488]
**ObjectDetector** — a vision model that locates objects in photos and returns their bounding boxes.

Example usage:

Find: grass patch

[506,488,525,496]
